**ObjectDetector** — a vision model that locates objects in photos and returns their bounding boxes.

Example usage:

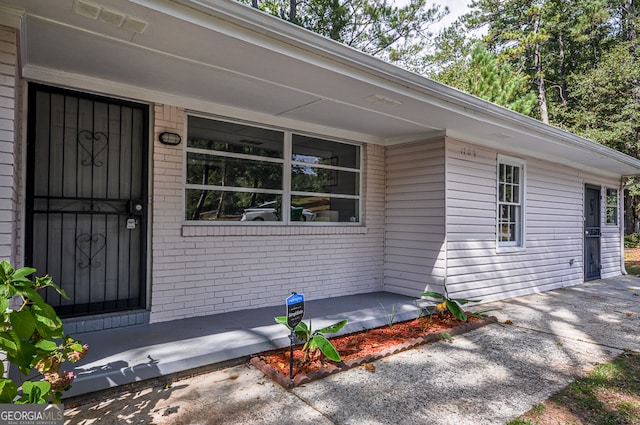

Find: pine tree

[244,0,448,69]
[435,43,537,115]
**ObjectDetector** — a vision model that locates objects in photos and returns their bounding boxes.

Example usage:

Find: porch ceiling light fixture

[159,132,182,146]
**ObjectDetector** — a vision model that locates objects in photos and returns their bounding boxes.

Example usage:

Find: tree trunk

[531,11,549,124]
[534,41,550,124]
[625,189,635,235]
[192,166,210,220]
[625,0,637,42]
[289,0,297,22]
[557,34,567,107]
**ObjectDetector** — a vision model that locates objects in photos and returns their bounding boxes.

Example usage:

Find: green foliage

[437,331,452,342]
[0,261,88,404]
[435,43,537,115]
[509,353,640,424]
[561,40,640,157]
[467,309,500,319]
[378,301,395,329]
[505,419,536,425]
[242,0,448,68]
[531,403,545,414]
[625,233,640,248]
[275,316,347,362]
[433,1,640,231]
[421,284,481,322]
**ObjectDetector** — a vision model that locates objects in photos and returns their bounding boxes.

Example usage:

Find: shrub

[0,261,87,403]
[625,233,639,248]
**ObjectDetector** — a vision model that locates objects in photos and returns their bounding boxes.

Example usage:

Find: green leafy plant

[625,233,639,248]
[275,317,347,363]
[378,302,395,329]
[467,309,499,320]
[421,284,481,322]
[415,301,433,335]
[437,331,452,342]
[0,261,88,404]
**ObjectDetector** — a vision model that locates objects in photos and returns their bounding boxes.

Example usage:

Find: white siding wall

[384,139,446,297]
[0,26,18,264]
[150,105,385,323]
[446,138,622,303]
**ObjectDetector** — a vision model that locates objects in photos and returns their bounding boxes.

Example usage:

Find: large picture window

[185,116,361,223]
[497,155,525,247]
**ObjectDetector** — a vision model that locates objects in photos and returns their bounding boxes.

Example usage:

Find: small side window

[497,155,526,248]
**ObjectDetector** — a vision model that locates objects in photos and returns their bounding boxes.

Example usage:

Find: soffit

[3,0,640,177]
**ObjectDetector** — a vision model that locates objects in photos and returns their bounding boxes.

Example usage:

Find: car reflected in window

[240,201,316,222]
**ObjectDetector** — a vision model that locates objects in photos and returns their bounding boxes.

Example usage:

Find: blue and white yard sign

[286,293,304,328]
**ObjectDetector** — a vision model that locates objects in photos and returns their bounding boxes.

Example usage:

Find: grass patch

[625,263,640,277]
[624,248,640,277]
[507,352,640,425]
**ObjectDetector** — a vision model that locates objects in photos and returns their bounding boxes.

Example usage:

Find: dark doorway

[25,85,149,318]
[584,184,601,281]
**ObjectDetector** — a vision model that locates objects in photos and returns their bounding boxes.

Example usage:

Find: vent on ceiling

[365,94,402,107]
[73,0,148,33]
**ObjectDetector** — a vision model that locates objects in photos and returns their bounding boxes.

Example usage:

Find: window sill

[182,224,368,237]
[496,245,526,254]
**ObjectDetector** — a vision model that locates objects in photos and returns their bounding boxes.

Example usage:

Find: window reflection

[184,117,361,223]
[188,117,283,158]
[292,134,360,169]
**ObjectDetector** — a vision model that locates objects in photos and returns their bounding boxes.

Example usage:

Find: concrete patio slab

[64,276,640,424]
[64,291,423,398]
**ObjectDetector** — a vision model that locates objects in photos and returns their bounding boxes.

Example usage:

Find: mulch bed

[251,313,497,388]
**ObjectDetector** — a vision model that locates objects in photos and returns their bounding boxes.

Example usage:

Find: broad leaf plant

[275,316,347,363]
[0,261,88,404]
[422,284,481,322]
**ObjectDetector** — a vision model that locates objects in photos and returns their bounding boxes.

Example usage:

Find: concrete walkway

[65,277,640,424]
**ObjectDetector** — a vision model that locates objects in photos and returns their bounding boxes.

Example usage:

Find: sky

[393,0,471,33]
[431,1,471,32]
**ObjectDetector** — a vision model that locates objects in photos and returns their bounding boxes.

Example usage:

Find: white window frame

[496,155,526,250]
[605,187,619,226]
[183,115,362,225]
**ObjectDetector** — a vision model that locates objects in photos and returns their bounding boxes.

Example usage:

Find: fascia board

[152,0,640,174]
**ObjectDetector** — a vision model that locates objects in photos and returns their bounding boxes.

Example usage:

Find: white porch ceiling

[2,0,640,178]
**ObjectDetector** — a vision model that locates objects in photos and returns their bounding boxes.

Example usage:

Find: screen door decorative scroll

[25,85,148,318]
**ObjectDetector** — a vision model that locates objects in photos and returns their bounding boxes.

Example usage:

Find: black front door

[25,85,149,318]
[584,184,601,281]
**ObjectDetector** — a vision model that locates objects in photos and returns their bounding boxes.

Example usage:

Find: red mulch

[251,312,496,388]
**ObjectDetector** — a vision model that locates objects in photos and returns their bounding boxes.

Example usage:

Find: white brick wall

[0,26,17,264]
[150,106,385,323]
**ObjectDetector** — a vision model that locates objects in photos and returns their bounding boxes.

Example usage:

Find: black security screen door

[584,184,601,281]
[25,85,149,318]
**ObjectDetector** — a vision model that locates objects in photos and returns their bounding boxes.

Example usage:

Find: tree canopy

[239,0,640,232]
[242,0,449,69]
